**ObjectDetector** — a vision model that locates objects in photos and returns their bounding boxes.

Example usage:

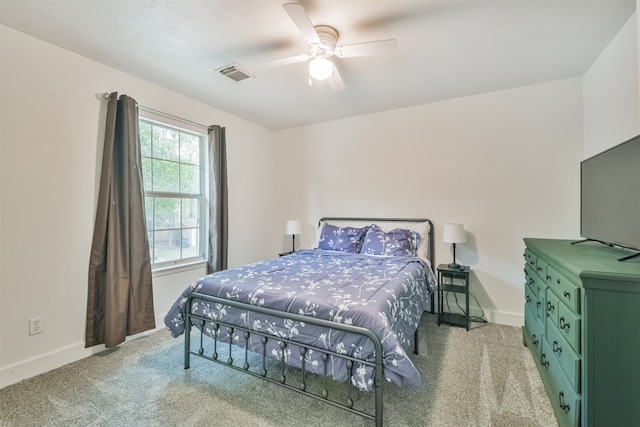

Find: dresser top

[524,238,640,287]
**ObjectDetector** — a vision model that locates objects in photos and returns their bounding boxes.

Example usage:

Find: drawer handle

[529,278,535,286]
[541,353,549,368]
[537,266,542,272]
[563,290,570,299]
[559,392,571,413]
[536,301,541,308]
[526,295,531,303]
[547,301,555,313]
[559,316,570,331]
[532,334,539,346]
[552,340,562,355]
[546,275,551,280]
[557,278,561,285]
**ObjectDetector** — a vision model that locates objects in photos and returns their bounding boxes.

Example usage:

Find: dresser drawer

[547,265,580,315]
[524,249,537,271]
[536,257,549,280]
[558,303,581,354]
[525,284,537,314]
[546,289,581,354]
[524,305,544,359]
[536,284,545,320]
[546,287,560,325]
[541,339,582,427]
[534,278,546,320]
[524,263,536,291]
[546,324,581,392]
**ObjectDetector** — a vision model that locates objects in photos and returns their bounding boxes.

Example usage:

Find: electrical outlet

[29,317,43,335]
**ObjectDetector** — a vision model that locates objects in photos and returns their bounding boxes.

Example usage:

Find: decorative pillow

[374,221,430,260]
[317,223,368,253]
[360,224,419,257]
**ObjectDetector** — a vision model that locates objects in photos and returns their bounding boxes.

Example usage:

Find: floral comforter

[164,249,436,391]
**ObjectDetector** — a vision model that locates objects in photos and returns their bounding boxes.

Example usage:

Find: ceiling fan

[263,3,397,91]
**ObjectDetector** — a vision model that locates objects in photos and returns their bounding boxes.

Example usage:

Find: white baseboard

[482,309,524,327]
[0,315,166,389]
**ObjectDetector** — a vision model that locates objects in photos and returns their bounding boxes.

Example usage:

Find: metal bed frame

[183,217,435,426]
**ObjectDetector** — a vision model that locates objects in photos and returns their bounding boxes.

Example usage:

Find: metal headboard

[318,217,435,267]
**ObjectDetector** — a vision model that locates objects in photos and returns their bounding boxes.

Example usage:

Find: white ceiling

[1,0,635,130]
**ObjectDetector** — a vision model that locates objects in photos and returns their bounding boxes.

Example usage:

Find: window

[139,118,206,268]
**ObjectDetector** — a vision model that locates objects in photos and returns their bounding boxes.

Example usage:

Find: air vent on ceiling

[216,63,257,82]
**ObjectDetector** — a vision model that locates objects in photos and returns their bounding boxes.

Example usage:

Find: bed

[164,217,436,426]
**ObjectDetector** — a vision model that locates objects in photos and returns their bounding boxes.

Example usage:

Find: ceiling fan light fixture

[309,55,333,80]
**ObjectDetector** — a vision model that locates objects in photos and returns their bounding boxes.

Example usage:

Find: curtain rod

[97,92,210,131]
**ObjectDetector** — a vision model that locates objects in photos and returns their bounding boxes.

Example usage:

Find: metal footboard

[184,292,387,426]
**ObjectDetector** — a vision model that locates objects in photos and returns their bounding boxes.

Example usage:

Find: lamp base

[448,262,461,269]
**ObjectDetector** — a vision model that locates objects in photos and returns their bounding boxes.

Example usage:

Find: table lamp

[443,223,466,269]
[286,220,301,252]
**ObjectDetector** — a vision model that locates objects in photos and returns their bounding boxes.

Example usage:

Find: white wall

[275,78,584,326]
[0,25,282,387]
[583,12,639,157]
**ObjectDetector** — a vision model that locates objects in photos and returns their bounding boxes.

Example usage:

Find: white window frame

[139,114,208,271]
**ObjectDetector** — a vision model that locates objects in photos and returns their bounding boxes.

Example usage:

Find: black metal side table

[437,263,471,331]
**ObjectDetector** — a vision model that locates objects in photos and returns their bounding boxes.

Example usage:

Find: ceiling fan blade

[259,53,310,67]
[328,63,345,91]
[282,3,319,44]
[336,39,397,58]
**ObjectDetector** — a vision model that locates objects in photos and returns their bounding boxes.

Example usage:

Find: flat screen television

[580,134,640,260]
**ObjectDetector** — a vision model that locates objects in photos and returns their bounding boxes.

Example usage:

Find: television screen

[580,134,640,252]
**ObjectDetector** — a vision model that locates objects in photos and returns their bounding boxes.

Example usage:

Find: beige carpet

[0,314,557,426]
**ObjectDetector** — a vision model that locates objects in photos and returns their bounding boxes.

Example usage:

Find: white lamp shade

[309,56,333,80]
[286,220,302,236]
[443,223,466,244]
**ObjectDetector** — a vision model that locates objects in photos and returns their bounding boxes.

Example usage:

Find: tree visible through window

[139,118,206,267]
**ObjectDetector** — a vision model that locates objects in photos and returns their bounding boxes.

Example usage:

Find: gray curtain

[207,125,228,273]
[86,93,155,348]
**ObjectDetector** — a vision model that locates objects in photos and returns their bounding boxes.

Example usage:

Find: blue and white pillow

[317,223,368,253]
[360,224,419,257]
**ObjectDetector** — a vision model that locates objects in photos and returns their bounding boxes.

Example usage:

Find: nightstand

[437,263,470,331]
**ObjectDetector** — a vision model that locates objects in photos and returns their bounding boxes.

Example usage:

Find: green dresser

[522,238,640,427]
